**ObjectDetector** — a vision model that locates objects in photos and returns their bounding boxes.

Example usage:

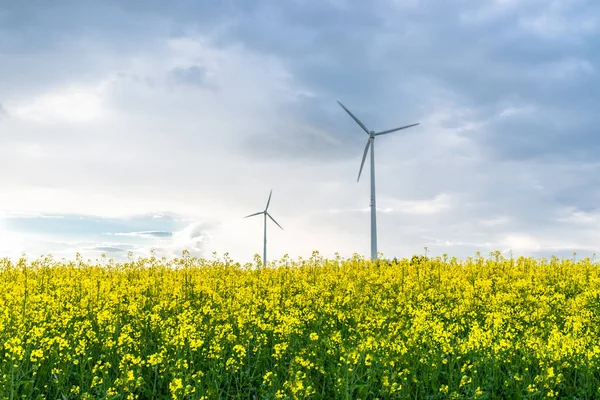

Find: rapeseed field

[1,250,600,399]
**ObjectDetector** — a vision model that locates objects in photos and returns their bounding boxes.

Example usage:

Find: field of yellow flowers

[1,250,600,399]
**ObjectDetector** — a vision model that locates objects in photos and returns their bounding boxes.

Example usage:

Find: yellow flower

[170,378,184,398]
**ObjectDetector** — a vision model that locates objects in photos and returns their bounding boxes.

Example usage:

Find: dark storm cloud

[3,0,598,164]
[206,0,600,163]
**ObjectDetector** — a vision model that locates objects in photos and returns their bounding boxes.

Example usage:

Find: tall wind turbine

[337,101,419,260]
[244,189,283,267]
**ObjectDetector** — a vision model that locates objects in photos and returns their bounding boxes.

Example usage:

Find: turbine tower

[244,189,283,267]
[337,101,419,260]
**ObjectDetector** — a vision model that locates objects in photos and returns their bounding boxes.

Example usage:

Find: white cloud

[557,208,600,225]
[502,234,541,252]
[8,83,109,124]
[111,231,173,238]
[0,223,26,257]
[479,216,512,227]
[379,193,454,215]
[0,33,313,221]
[0,211,64,219]
[497,105,536,118]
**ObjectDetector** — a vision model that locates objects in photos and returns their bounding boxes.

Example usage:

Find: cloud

[9,84,109,124]
[380,193,455,215]
[327,193,453,216]
[0,212,212,260]
[120,222,217,260]
[479,216,512,227]
[0,211,64,219]
[171,222,214,257]
[112,231,173,239]
[242,121,353,162]
[1,0,600,262]
[170,65,213,88]
[93,246,127,253]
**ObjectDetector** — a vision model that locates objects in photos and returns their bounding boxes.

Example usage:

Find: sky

[0,0,599,263]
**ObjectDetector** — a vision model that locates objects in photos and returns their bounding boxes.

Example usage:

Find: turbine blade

[265,189,273,211]
[337,101,370,135]
[374,123,419,136]
[244,211,263,218]
[267,213,283,230]
[357,139,371,182]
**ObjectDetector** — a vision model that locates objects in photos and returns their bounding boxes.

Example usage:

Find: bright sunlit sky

[0,0,599,262]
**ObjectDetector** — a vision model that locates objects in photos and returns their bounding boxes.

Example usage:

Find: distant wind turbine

[337,100,419,260]
[244,189,283,267]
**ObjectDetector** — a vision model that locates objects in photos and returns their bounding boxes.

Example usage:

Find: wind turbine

[337,101,419,260]
[244,189,283,267]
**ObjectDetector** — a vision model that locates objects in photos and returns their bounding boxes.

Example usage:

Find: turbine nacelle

[337,101,419,182]
[243,190,283,226]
